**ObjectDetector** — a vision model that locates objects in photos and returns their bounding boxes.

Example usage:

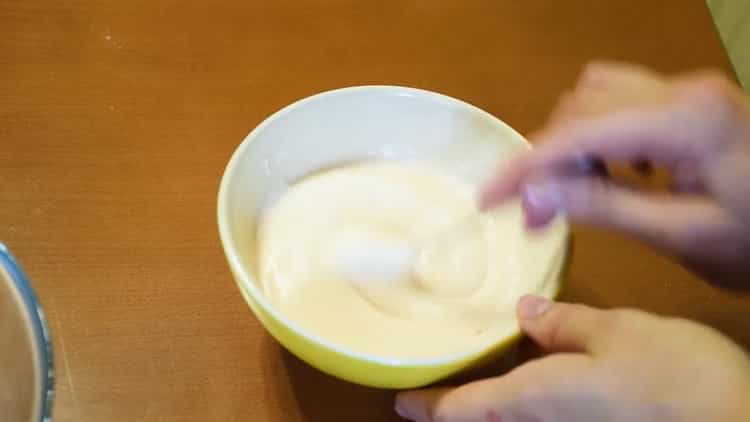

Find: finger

[478,152,606,212]
[396,354,593,422]
[480,67,741,213]
[547,90,576,125]
[517,73,740,194]
[516,295,614,354]
[552,64,635,125]
[478,153,533,211]
[671,160,706,193]
[478,98,710,212]
[576,61,668,93]
[519,175,730,254]
[560,87,672,122]
[548,62,671,125]
[477,110,676,211]
[478,72,677,212]
[529,105,702,173]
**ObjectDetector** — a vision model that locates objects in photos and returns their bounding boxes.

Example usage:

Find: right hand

[479,62,750,288]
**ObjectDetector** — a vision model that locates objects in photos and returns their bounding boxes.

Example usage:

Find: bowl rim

[217,85,565,367]
[0,242,55,422]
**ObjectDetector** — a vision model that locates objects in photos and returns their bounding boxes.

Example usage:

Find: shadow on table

[269,340,402,421]
[268,333,547,422]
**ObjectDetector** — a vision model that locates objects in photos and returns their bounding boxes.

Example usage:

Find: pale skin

[395,62,750,421]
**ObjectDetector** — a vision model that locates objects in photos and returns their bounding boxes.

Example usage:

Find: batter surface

[257,161,565,360]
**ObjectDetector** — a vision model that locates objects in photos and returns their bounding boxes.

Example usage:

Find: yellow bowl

[217,86,568,389]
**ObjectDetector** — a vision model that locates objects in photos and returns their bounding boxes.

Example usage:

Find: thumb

[521,176,729,255]
[516,295,613,354]
[394,299,612,421]
[395,354,591,422]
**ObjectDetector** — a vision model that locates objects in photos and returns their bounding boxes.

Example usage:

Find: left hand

[394,296,750,422]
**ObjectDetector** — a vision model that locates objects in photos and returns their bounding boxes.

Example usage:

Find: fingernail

[522,181,563,229]
[524,181,563,212]
[518,295,552,320]
[395,400,413,420]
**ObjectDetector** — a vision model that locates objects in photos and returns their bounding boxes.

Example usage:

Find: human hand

[479,62,750,287]
[395,295,750,421]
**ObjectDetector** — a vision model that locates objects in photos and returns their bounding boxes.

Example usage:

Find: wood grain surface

[1,1,747,421]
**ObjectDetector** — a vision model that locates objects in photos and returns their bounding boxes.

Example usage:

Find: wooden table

[2,1,747,420]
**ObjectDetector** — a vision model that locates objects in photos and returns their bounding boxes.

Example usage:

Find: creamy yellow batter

[257,160,565,360]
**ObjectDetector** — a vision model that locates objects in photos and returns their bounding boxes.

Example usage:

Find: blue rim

[0,242,54,421]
